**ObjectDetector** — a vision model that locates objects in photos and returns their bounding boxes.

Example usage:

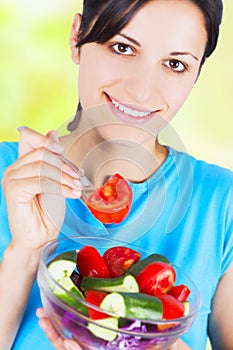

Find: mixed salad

[48,245,191,345]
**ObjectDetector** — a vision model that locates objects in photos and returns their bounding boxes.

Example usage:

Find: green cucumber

[88,317,119,341]
[48,260,88,315]
[100,292,163,320]
[183,301,190,316]
[53,277,88,315]
[81,274,139,293]
[48,259,76,281]
[128,253,171,277]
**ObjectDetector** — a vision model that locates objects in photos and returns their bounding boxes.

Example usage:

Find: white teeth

[111,98,151,118]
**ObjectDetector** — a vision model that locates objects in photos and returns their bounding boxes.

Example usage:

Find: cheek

[78,56,121,109]
[163,78,196,121]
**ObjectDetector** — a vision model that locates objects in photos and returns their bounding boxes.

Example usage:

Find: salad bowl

[37,236,200,350]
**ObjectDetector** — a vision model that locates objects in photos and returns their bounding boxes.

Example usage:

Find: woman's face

[74,0,207,130]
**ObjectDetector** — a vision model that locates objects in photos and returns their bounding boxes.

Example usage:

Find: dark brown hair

[77,0,223,57]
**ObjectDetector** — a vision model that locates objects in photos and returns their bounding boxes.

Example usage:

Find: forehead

[121,0,207,54]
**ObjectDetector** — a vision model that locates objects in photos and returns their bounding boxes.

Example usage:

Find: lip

[105,93,159,124]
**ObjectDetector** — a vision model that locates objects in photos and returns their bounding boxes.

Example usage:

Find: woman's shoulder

[170,147,233,188]
[0,142,18,171]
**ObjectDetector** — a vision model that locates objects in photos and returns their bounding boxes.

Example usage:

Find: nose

[124,61,168,112]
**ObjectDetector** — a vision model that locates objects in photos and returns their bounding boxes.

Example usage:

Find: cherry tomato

[85,290,108,320]
[103,246,142,277]
[86,174,133,224]
[76,246,110,278]
[156,294,185,320]
[136,261,176,296]
[168,284,191,302]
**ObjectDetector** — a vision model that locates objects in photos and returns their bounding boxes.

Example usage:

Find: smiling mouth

[106,94,155,121]
[111,98,151,118]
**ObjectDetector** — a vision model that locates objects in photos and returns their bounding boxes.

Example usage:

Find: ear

[70,13,82,64]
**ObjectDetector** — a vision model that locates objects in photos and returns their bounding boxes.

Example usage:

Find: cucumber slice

[100,292,163,320]
[81,274,139,293]
[48,260,88,315]
[48,259,76,281]
[53,276,88,315]
[128,254,170,277]
[88,317,118,341]
[183,301,190,316]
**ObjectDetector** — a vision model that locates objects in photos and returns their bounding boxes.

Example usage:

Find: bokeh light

[0,0,232,170]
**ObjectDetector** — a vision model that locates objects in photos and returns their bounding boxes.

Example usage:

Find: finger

[38,317,66,350]
[6,154,79,185]
[36,309,82,350]
[18,127,64,157]
[36,307,47,318]
[5,147,80,180]
[4,149,82,195]
[63,339,83,350]
[3,168,82,203]
[46,130,59,142]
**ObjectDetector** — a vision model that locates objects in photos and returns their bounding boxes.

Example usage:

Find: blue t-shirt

[0,142,232,350]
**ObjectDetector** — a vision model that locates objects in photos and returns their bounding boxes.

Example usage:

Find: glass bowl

[37,236,200,350]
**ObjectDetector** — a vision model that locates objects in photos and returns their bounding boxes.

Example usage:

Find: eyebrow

[169,51,199,61]
[118,33,141,47]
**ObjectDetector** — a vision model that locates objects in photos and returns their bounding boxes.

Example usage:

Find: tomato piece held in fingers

[136,261,176,295]
[86,174,133,224]
[86,290,108,320]
[103,246,142,277]
[168,284,191,302]
[76,246,110,278]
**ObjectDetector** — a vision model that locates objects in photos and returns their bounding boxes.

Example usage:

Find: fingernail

[17,126,27,132]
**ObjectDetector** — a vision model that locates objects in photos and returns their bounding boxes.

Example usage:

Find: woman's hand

[37,307,191,350]
[0,127,82,349]
[2,127,82,257]
[36,308,82,350]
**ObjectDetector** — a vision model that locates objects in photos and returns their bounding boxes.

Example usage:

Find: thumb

[45,129,59,143]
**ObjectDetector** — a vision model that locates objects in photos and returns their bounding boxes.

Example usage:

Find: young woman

[0,0,232,349]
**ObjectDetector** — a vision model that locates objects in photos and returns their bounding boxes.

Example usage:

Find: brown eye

[111,43,134,55]
[164,59,186,73]
[117,44,129,53]
[170,59,180,69]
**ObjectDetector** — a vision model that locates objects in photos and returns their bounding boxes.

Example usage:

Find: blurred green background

[0,0,232,170]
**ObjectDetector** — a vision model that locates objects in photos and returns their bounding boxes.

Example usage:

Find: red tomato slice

[103,246,142,277]
[168,284,191,302]
[136,262,176,296]
[86,174,133,224]
[85,290,108,320]
[156,294,185,320]
[76,246,110,278]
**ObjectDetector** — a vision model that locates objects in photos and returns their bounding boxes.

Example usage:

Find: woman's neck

[60,126,168,186]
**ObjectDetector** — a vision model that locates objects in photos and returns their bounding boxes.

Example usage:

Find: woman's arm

[0,244,40,349]
[208,262,233,349]
[0,128,82,349]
